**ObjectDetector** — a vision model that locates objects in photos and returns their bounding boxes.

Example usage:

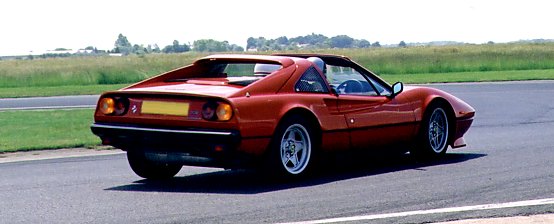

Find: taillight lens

[216,103,232,121]
[202,101,233,121]
[202,102,217,120]
[99,97,128,116]
[113,98,129,115]
[99,98,115,115]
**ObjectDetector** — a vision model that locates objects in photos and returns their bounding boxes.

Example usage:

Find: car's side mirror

[330,88,339,96]
[390,82,404,98]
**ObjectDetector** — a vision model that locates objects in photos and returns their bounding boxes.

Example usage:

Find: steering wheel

[337,80,363,94]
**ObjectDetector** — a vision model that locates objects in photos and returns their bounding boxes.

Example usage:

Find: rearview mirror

[390,82,404,98]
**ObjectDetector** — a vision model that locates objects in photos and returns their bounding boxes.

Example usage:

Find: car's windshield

[326,64,391,96]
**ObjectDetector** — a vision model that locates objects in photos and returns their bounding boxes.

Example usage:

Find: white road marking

[281,198,554,224]
[0,105,95,111]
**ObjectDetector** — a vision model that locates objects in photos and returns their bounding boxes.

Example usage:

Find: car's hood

[120,83,243,98]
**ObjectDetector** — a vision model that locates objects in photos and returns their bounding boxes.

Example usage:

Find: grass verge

[2,43,554,89]
[0,53,205,88]
[0,84,127,98]
[380,69,554,84]
[3,69,554,98]
[0,109,99,153]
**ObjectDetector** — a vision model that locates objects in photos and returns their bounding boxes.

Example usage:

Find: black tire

[267,114,318,177]
[127,151,182,179]
[413,103,450,159]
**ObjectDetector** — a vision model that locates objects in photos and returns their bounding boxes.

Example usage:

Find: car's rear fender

[272,101,351,152]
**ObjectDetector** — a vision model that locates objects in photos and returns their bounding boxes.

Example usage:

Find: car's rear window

[167,61,283,86]
[215,62,282,77]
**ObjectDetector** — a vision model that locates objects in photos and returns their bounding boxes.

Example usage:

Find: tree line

[112,34,244,55]
[110,33,401,55]
[246,33,384,50]
[22,33,410,59]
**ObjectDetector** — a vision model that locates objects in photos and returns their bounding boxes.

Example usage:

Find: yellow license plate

[141,101,189,116]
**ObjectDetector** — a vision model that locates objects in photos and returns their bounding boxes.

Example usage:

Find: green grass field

[331,43,554,74]
[0,84,128,98]
[0,109,99,153]
[1,43,554,98]
[0,53,205,88]
[2,69,554,98]
[380,69,554,84]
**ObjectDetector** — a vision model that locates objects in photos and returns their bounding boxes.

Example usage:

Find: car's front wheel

[127,151,182,179]
[269,115,316,177]
[413,103,450,158]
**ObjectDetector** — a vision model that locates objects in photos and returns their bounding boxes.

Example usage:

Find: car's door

[292,66,351,151]
[326,65,416,150]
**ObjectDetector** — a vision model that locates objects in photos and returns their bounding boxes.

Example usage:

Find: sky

[1,0,553,56]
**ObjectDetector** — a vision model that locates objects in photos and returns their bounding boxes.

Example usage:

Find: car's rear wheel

[127,151,181,179]
[269,115,316,177]
[413,103,450,158]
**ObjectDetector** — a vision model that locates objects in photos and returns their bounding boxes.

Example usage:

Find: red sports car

[91,54,475,179]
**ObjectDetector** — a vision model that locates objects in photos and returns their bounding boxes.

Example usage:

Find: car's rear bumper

[90,123,251,168]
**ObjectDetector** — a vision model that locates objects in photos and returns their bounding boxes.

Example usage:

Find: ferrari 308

[91,54,475,179]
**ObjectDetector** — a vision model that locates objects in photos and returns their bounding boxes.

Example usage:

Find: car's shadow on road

[105,152,486,194]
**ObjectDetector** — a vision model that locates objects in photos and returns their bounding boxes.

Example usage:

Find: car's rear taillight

[202,101,233,121]
[99,97,128,116]
[216,103,232,121]
[99,98,115,115]
[113,98,129,115]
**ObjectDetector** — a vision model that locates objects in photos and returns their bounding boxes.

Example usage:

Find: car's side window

[326,65,379,96]
[369,78,391,96]
[295,67,329,93]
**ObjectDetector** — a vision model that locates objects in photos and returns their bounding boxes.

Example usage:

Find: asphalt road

[0,95,98,111]
[1,81,554,224]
